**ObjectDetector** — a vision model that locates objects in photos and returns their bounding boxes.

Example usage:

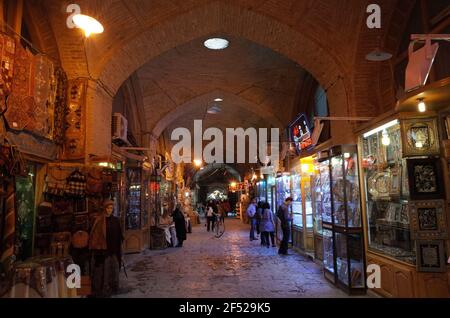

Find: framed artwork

[389,167,401,196]
[401,118,440,157]
[399,203,409,225]
[401,160,409,197]
[407,158,444,200]
[409,200,447,239]
[416,240,446,273]
[367,171,390,200]
[386,129,401,163]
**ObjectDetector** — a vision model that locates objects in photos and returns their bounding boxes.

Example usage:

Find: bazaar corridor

[1,0,450,301]
[115,218,348,298]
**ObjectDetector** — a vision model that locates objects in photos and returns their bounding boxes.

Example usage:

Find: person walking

[277,197,293,255]
[206,203,215,232]
[260,202,276,247]
[255,201,264,245]
[246,198,257,241]
[172,203,187,247]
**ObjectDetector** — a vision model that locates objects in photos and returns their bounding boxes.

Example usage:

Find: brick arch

[151,90,285,139]
[85,1,357,158]
[193,163,242,183]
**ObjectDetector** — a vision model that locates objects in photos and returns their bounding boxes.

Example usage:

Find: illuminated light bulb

[418,101,426,112]
[230,182,237,187]
[73,14,104,37]
[193,159,202,167]
[381,130,390,146]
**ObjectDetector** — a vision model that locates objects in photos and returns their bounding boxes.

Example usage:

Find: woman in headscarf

[171,203,187,247]
[89,200,123,297]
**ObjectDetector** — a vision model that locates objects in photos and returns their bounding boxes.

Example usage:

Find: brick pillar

[85,79,113,160]
[327,78,356,145]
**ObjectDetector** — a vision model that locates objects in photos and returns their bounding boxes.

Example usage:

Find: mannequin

[89,200,123,297]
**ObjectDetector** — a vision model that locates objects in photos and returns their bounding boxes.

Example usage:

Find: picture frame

[389,167,401,196]
[401,118,440,157]
[407,158,444,200]
[416,240,446,273]
[409,200,447,240]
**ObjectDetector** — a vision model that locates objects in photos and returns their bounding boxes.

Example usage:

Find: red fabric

[0,33,15,99]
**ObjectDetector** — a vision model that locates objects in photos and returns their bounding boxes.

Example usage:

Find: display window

[360,119,416,264]
[125,167,142,230]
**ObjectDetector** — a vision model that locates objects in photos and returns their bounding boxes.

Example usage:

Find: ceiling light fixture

[214,98,223,102]
[417,99,426,112]
[73,14,104,37]
[207,105,221,114]
[381,130,390,146]
[204,38,229,50]
[365,48,393,61]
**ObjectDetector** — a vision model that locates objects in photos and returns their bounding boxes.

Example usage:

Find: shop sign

[7,131,58,160]
[289,113,313,154]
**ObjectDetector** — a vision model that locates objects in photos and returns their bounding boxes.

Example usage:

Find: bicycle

[213,216,225,238]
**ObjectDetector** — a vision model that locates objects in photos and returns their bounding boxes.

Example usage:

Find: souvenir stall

[317,145,366,295]
[311,155,326,261]
[267,175,276,212]
[0,33,85,297]
[256,179,267,203]
[358,88,450,297]
[275,173,292,243]
[122,160,151,253]
[290,156,316,257]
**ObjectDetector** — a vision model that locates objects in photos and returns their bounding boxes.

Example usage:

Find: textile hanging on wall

[0,33,15,100]
[5,40,35,132]
[62,79,86,160]
[28,54,56,138]
[11,40,34,97]
[53,68,67,145]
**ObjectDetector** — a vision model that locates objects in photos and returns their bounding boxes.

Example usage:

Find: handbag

[53,214,73,232]
[44,167,68,196]
[71,230,89,249]
[52,199,73,215]
[36,214,52,233]
[73,212,89,231]
[37,201,53,216]
[86,167,103,195]
[65,169,86,197]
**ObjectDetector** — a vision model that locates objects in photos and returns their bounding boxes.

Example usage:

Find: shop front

[122,161,152,253]
[358,109,450,297]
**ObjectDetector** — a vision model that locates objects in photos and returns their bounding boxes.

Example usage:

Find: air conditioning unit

[112,113,129,144]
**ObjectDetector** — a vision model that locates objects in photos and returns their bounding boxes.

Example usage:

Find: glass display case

[275,174,291,209]
[312,166,324,236]
[126,167,142,230]
[360,119,416,264]
[321,145,366,294]
[291,173,302,227]
[256,180,267,203]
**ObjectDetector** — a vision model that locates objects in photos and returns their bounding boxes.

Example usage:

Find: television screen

[289,113,312,154]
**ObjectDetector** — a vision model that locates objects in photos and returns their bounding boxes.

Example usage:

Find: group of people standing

[203,200,230,232]
[246,197,293,255]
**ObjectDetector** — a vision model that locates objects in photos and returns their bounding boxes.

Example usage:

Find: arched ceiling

[138,36,304,138]
[31,0,418,158]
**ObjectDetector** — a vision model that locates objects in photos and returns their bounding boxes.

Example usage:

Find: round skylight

[204,38,229,50]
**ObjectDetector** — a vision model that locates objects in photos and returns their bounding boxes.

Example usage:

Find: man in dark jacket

[172,203,187,247]
[277,197,293,255]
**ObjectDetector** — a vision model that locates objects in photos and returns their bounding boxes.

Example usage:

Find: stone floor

[115,218,355,298]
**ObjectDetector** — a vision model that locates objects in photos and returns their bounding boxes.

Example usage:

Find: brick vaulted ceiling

[31,0,414,147]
